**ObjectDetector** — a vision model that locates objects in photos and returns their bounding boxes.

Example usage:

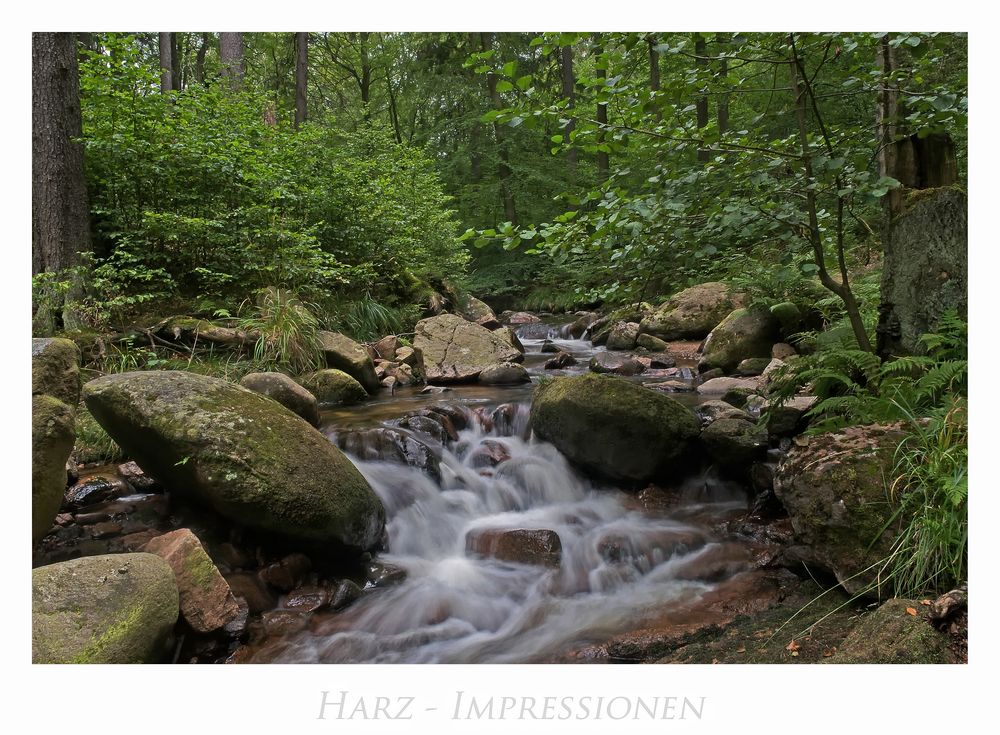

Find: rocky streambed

[31,291,966,664]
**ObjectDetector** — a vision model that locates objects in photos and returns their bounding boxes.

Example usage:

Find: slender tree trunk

[386,69,402,143]
[481,32,517,224]
[358,32,372,118]
[194,33,208,85]
[593,34,609,183]
[158,32,174,93]
[219,32,245,90]
[32,32,91,333]
[561,44,577,177]
[715,33,729,135]
[294,32,308,129]
[648,35,660,102]
[694,33,709,163]
[170,32,181,90]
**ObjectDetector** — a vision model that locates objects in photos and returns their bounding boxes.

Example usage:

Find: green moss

[69,601,147,664]
[184,545,219,593]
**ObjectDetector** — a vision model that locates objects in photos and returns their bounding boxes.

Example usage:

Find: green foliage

[338,294,410,342]
[73,405,124,465]
[238,288,323,374]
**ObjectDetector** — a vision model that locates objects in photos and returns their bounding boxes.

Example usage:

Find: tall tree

[194,33,209,85]
[561,43,577,176]
[32,32,91,333]
[694,33,709,163]
[158,32,175,93]
[294,32,308,128]
[715,33,729,135]
[219,32,245,89]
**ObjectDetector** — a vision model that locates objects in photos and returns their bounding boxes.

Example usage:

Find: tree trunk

[561,44,577,176]
[715,33,729,135]
[481,33,517,224]
[170,32,181,91]
[694,33,709,163]
[194,33,208,85]
[219,32,244,90]
[294,32,308,129]
[158,32,174,94]
[32,32,91,333]
[594,34,609,183]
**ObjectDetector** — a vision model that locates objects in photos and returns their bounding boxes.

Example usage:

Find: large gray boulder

[530,373,700,483]
[32,553,179,663]
[640,282,746,340]
[32,394,75,542]
[240,372,320,426]
[317,330,380,393]
[699,304,781,374]
[414,313,523,383]
[32,337,81,407]
[83,371,385,550]
[773,423,907,595]
[297,369,367,407]
[877,187,967,358]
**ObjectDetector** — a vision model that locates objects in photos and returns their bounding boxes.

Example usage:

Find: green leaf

[495,80,514,93]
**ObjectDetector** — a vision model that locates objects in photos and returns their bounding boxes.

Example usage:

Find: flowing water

[253,318,754,663]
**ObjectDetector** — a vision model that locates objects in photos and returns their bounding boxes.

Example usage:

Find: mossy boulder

[605,321,640,350]
[32,553,179,663]
[414,313,523,383]
[316,330,380,393]
[769,301,804,338]
[83,371,385,549]
[530,373,700,483]
[456,294,496,323]
[32,394,75,542]
[701,418,768,473]
[636,333,670,352]
[699,304,781,374]
[479,362,530,384]
[773,423,907,595]
[240,372,320,426]
[827,598,953,664]
[640,282,746,340]
[296,369,367,407]
[32,337,81,407]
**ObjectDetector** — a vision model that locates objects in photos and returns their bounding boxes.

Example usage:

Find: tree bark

[481,32,517,224]
[170,32,181,91]
[694,33,709,163]
[32,32,92,333]
[561,44,577,176]
[158,32,174,93]
[194,33,208,85]
[594,34,609,183]
[294,32,308,128]
[219,32,244,90]
[715,33,729,135]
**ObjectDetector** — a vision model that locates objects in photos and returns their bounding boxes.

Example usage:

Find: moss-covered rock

[636,333,670,351]
[83,370,385,549]
[414,313,523,383]
[316,330,380,393]
[605,321,640,350]
[32,394,75,542]
[296,369,366,408]
[240,371,320,425]
[773,423,907,595]
[640,282,746,340]
[32,553,179,663]
[701,417,768,473]
[826,598,954,664]
[769,301,804,338]
[456,294,496,323]
[479,362,530,384]
[530,373,700,483]
[699,304,781,374]
[32,337,81,407]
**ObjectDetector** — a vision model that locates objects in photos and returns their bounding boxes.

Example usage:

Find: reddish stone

[259,553,312,592]
[465,528,562,567]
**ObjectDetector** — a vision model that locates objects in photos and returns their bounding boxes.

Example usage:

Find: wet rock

[258,553,312,593]
[381,375,398,391]
[531,373,700,483]
[640,283,746,340]
[490,403,530,439]
[297,369,367,407]
[773,423,909,595]
[117,461,158,492]
[90,520,124,539]
[213,542,253,572]
[765,395,818,437]
[492,326,526,356]
[468,439,512,468]
[605,321,640,351]
[466,528,562,567]
[694,400,751,425]
[419,385,452,395]
[701,418,768,473]
[331,579,363,610]
[699,304,781,374]
[65,473,131,509]
[414,313,524,383]
[239,372,320,426]
[479,362,530,384]
[568,312,599,338]
[646,380,694,393]
[588,352,645,376]
[373,335,401,361]
[283,584,332,613]
[225,572,278,614]
[699,368,725,381]
[540,339,562,353]
[120,530,162,551]
[223,596,250,637]
[672,543,752,582]
[399,415,449,444]
[597,528,705,567]
[32,553,179,663]
[316,330,380,393]
[84,371,386,549]
[645,353,677,369]
[261,610,310,636]
[697,376,760,395]
[33,394,75,542]
[827,598,953,664]
[544,351,577,369]
[144,528,241,633]
[772,342,798,360]
[636,333,670,351]
[415,408,461,441]
[507,312,541,325]
[32,337,81,407]
[427,403,471,432]
[365,561,408,589]
[736,357,772,376]
[338,427,441,483]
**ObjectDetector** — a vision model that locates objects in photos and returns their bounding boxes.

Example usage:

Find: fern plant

[238,287,323,374]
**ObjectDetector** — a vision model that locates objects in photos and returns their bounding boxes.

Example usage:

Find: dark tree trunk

[648,35,660,95]
[194,33,208,85]
[386,70,402,143]
[219,32,244,90]
[32,32,91,333]
[481,32,517,224]
[158,32,174,93]
[694,33,709,163]
[294,32,308,129]
[170,32,181,91]
[358,32,372,116]
[594,34,609,183]
[715,33,729,135]
[561,44,577,176]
